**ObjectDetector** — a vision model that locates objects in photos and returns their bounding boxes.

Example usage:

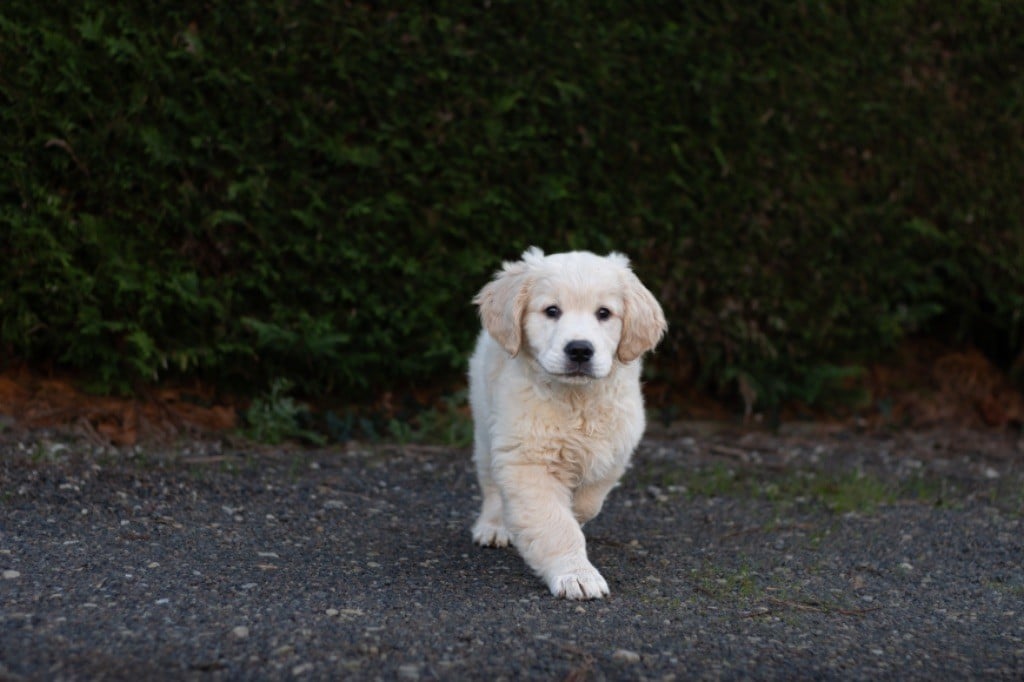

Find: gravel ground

[1,424,1022,681]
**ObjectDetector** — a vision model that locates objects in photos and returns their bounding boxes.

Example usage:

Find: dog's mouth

[534,354,605,382]
[558,363,595,379]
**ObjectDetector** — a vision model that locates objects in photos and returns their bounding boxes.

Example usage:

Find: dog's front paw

[548,567,609,600]
[472,520,511,547]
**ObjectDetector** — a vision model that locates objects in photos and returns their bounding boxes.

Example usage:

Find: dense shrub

[1,2,1022,406]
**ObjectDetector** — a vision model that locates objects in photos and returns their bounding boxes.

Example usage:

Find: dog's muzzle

[563,340,595,376]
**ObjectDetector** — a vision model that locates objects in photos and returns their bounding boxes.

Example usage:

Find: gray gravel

[1,425,1022,680]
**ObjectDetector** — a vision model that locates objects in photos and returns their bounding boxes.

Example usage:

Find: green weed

[642,463,899,515]
[808,471,894,514]
[692,561,761,602]
[386,391,473,447]
[244,379,325,446]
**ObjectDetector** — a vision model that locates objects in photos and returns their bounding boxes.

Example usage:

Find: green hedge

[2,2,1022,405]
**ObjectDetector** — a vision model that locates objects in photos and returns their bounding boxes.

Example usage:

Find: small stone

[326,608,340,617]
[398,663,420,680]
[2,570,21,580]
[292,663,314,675]
[613,649,641,664]
[232,626,250,639]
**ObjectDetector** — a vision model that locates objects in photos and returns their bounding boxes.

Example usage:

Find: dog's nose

[564,340,594,364]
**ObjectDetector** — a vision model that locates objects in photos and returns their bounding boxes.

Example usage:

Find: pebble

[232,626,250,639]
[398,663,420,680]
[613,649,641,664]
[2,570,21,579]
[326,608,340,617]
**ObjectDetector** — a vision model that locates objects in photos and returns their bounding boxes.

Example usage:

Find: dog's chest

[530,391,639,484]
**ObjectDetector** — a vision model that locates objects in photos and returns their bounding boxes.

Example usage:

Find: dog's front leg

[497,463,609,599]
[572,476,620,526]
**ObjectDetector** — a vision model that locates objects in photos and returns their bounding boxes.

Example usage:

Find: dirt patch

[1,341,1022,447]
[0,365,236,446]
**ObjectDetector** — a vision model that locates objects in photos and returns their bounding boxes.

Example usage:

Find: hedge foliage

[2,2,1022,406]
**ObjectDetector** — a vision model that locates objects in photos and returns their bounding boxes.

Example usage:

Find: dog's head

[474,247,667,383]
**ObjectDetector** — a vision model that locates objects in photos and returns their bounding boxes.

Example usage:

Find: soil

[2,422,1022,680]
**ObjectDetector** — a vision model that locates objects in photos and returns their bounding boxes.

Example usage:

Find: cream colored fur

[469,247,666,599]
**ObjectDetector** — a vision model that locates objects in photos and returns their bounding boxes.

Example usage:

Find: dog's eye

[596,307,612,321]
[544,305,561,319]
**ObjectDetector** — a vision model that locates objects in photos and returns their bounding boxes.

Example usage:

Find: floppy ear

[473,256,534,357]
[616,266,667,363]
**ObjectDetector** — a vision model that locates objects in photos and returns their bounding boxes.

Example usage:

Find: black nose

[564,340,594,364]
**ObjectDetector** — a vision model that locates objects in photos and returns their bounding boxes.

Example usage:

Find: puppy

[468,247,666,599]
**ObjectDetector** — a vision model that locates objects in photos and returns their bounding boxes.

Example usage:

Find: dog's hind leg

[471,428,511,547]
[472,480,511,547]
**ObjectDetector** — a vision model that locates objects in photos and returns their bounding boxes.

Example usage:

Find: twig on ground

[765,596,883,617]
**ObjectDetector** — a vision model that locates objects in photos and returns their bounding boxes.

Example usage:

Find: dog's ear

[615,258,667,363]
[473,252,536,357]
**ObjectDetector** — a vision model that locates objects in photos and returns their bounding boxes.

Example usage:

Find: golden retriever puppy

[469,247,666,599]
